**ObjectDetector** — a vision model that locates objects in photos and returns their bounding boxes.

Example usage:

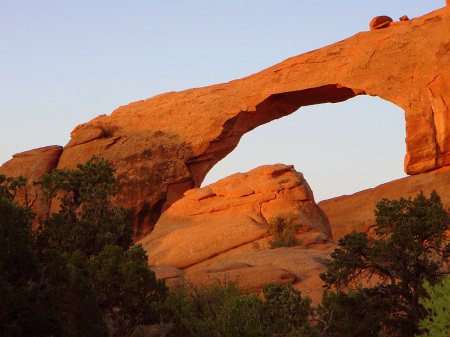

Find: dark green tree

[0,185,40,336]
[165,279,268,336]
[36,157,133,255]
[165,280,317,337]
[0,175,107,336]
[320,191,450,336]
[35,157,167,335]
[89,244,167,336]
[0,173,28,201]
[1,158,167,336]
[316,289,390,337]
[261,283,316,336]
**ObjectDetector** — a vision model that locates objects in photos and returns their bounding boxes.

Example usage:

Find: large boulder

[319,165,450,241]
[140,164,334,299]
[4,7,450,238]
[138,164,332,269]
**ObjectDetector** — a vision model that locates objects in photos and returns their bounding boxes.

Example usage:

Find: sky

[1,0,446,202]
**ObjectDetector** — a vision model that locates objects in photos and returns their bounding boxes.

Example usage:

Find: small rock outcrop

[319,165,450,241]
[0,146,63,223]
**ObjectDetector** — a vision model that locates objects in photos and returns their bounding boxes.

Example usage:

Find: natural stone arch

[4,6,446,239]
[187,84,362,186]
[201,95,407,202]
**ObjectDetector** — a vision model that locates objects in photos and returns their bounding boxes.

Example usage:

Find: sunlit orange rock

[183,247,335,301]
[319,165,450,241]
[148,246,334,302]
[4,6,449,238]
[138,164,333,296]
[0,146,63,223]
[138,164,332,269]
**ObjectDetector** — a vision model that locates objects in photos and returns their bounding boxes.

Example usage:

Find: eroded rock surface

[3,6,449,238]
[183,246,335,302]
[319,165,450,241]
[138,164,332,269]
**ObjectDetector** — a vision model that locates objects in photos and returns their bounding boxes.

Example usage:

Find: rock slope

[319,165,450,241]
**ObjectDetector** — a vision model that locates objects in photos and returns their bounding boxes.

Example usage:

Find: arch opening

[201,95,406,202]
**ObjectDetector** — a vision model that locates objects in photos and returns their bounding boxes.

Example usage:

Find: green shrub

[262,283,316,336]
[417,277,450,337]
[267,213,302,249]
[164,279,316,337]
[165,278,266,336]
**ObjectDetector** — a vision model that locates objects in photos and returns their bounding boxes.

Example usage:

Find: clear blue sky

[1,1,445,201]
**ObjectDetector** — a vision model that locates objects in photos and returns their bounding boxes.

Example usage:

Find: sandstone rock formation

[1,6,448,303]
[0,146,63,223]
[138,164,332,269]
[2,6,449,239]
[319,165,450,241]
[141,164,334,299]
[144,163,450,299]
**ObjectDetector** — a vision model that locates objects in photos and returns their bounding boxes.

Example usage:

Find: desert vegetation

[1,158,449,336]
[266,213,303,249]
[320,191,450,336]
[0,158,167,336]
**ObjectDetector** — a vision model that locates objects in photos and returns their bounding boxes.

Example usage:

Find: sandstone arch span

[201,95,407,202]
[2,6,449,239]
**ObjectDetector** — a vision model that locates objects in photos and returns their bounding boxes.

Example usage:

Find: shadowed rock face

[2,7,449,239]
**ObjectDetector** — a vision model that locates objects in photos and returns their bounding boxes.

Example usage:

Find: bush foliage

[165,279,316,337]
[417,276,450,337]
[267,213,303,249]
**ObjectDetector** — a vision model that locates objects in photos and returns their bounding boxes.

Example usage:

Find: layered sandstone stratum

[1,6,449,296]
